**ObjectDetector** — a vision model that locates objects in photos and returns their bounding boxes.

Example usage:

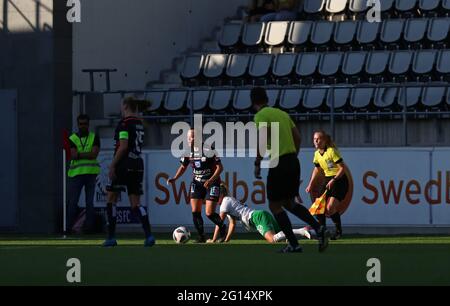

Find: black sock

[273,211,298,247]
[133,206,152,238]
[330,213,342,233]
[192,212,204,237]
[286,203,321,233]
[316,214,326,227]
[207,213,224,227]
[106,202,116,240]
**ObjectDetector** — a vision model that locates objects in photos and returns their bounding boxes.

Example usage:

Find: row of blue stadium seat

[180,49,450,86]
[300,0,450,20]
[219,18,450,52]
[144,84,450,115]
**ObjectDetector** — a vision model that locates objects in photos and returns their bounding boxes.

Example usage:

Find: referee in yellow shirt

[306,130,349,240]
[251,87,329,253]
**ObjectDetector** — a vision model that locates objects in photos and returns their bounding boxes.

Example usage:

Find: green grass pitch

[1,234,449,286]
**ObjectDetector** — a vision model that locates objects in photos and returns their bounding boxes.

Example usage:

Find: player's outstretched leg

[103,202,118,247]
[192,212,206,243]
[132,205,155,247]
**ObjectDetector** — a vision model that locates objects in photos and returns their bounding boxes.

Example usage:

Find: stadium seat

[303,86,328,111]
[145,90,166,113]
[279,88,303,111]
[334,20,358,50]
[350,84,376,110]
[412,50,437,81]
[164,90,188,112]
[303,0,326,18]
[225,53,251,85]
[187,89,210,112]
[326,85,351,110]
[325,0,348,15]
[264,21,289,51]
[249,54,273,84]
[272,53,297,84]
[444,0,450,12]
[266,88,280,107]
[421,84,447,109]
[356,20,381,49]
[389,50,413,81]
[242,23,265,51]
[203,54,228,85]
[365,50,391,82]
[380,0,396,16]
[397,83,423,109]
[209,89,233,112]
[437,49,450,81]
[318,52,344,83]
[395,0,419,17]
[180,54,203,86]
[427,18,450,48]
[374,85,400,110]
[349,0,369,17]
[233,89,253,112]
[419,0,441,16]
[342,51,367,83]
[380,19,405,48]
[311,21,335,50]
[296,52,321,84]
[219,22,242,51]
[287,21,313,52]
[404,18,428,48]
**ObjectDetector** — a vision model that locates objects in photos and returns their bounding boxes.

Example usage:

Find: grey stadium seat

[311,21,335,48]
[303,0,326,15]
[444,0,450,11]
[349,0,369,15]
[412,50,437,79]
[187,90,210,111]
[242,23,265,49]
[164,90,188,112]
[249,54,273,82]
[279,88,304,111]
[266,89,280,107]
[233,89,253,111]
[296,53,320,80]
[226,53,251,79]
[145,90,166,112]
[437,49,450,80]
[389,50,413,79]
[350,84,376,110]
[398,83,423,108]
[272,53,297,79]
[356,20,381,47]
[287,21,313,50]
[365,51,391,79]
[326,0,348,14]
[264,21,289,48]
[374,85,400,109]
[319,52,344,79]
[327,86,351,110]
[427,18,450,46]
[404,18,428,45]
[203,54,228,80]
[342,51,367,80]
[303,87,328,110]
[219,23,242,49]
[181,54,203,80]
[421,84,447,108]
[395,0,419,15]
[419,0,441,13]
[334,20,358,48]
[380,0,395,13]
[209,89,233,111]
[380,19,405,46]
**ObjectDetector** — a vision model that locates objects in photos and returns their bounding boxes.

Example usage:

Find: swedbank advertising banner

[93,148,450,226]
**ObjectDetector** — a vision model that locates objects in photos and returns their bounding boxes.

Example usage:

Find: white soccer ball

[173,226,191,244]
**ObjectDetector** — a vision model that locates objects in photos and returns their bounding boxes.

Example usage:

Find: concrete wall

[73,0,248,91]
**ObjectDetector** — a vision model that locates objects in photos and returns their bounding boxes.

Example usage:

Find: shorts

[266,153,300,201]
[323,175,349,202]
[106,157,144,195]
[190,179,220,202]
[250,210,281,236]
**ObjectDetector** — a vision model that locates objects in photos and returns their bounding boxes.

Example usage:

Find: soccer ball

[173,226,191,244]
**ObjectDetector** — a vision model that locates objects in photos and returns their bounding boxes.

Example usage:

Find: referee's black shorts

[323,174,349,202]
[267,153,300,202]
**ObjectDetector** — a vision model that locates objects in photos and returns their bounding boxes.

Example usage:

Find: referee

[251,87,328,253]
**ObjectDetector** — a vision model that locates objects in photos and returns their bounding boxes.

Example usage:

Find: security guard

[67,114,100,234]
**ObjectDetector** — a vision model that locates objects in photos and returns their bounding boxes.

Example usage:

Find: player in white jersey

[209,184,310,243]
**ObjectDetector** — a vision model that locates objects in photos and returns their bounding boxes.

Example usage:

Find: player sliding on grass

[209,184,311,243]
